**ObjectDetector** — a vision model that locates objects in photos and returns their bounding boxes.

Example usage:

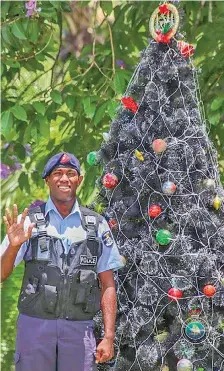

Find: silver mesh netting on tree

[92,3,224,371]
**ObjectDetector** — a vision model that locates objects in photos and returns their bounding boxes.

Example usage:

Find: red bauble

[159,4,169,15]
[121,97,138,113]
[168,288,183,301]
[102,173,118,189]
[203,284,216,297]
[148,205,162,218]
[177,41,195,58]
[108,219,118,229]
[156,29,173,44]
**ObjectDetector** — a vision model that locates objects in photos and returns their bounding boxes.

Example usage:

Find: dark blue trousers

[14,314,97,371]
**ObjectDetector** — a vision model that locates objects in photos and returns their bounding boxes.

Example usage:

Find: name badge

[80,255,97,265]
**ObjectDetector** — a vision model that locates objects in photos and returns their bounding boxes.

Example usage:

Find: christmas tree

[92,3,224,371]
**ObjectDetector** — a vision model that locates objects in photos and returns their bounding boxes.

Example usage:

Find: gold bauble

[213,195,222,210]
[135,149,144,162]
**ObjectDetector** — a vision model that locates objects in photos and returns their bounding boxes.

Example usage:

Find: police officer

[1,152,124,371]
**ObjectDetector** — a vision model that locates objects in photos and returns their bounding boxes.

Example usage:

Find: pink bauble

[152,139,167,153]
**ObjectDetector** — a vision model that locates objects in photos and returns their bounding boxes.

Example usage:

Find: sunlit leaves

[33,102,46,115]
[83,97,96,119]
[50,90,62,104]
[11,21,27,40]
[1,111,14,140]
[11,106,27,121]
[211,97,224,111]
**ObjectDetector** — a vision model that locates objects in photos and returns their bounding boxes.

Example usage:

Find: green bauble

[156,229,172,245]
[87,151,98,166]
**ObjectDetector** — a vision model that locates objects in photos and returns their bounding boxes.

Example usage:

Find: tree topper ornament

[149,2,179,43]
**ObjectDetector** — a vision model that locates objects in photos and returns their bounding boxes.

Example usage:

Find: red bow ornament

[178,41,195,57]
[121,97,138,113]
[156,29,173,44]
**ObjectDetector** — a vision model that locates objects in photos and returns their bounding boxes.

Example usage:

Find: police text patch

[80,255,97,265]
[102,231,113,247]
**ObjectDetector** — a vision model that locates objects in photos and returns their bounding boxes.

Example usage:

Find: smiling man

[1,152,124,371]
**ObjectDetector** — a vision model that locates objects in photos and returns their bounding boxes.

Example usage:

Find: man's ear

[45,177,49,186]
[78,175,83,186]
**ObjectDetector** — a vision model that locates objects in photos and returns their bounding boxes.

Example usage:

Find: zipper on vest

[57,272,65,318]
[61,254,69,319]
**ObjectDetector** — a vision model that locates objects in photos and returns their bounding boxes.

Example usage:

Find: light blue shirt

[1,198,124,274]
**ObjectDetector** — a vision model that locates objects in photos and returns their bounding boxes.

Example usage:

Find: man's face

[45,167,83,202]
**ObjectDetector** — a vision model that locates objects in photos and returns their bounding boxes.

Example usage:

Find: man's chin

[55,194,75,203]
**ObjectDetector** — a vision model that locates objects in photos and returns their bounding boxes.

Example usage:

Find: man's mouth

[58,186,70,191]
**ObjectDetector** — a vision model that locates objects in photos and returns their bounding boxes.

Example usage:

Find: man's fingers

[3,216,10,228]
[25,223,35,240]
[13,204,18,224]
[20,208,28,225]
[5,208,12,225]
[100,352,111,363]
[95,350,102,364]
[95,349,111,364]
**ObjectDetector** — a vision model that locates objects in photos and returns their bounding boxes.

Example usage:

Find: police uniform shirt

[1,198,124,273]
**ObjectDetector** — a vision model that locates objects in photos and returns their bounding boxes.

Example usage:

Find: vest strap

[79,206,101,240]
[28,203,48,253]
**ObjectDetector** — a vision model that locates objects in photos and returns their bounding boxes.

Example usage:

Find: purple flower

[25,144,32,156]
[0,163,11,179]
[116,60,126,69]
[3,143,10,149]
[10,163,23,172]
[25,0,37,10]
[29,200,44,209]
[25,1,41,17]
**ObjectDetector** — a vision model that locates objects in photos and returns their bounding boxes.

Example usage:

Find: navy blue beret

[42,152,81,178]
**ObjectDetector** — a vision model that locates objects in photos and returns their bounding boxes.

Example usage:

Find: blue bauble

[185,321,206,342]
[162,181,177,195]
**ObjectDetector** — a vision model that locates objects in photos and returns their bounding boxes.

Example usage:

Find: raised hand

[3,204,35,249]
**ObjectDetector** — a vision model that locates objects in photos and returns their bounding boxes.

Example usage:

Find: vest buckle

[85,215,96,226]
[34,213,45,222]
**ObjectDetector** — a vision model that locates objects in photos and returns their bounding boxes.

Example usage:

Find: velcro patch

[80,255,97,265]
[102,231,113,247]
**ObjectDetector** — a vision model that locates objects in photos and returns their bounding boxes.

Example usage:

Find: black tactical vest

[17,203,103,320]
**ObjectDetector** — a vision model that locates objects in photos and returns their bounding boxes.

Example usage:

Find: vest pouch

[85,284,101,313]
[19,277,41,309]
[43,285,58,314]
[74,270,100,313]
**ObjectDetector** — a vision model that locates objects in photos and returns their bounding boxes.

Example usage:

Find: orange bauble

[203,284,216,297]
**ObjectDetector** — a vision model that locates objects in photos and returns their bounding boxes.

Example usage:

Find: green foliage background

[1,1,224,369]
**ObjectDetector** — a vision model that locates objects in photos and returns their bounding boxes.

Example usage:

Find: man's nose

[60,173,70,181]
